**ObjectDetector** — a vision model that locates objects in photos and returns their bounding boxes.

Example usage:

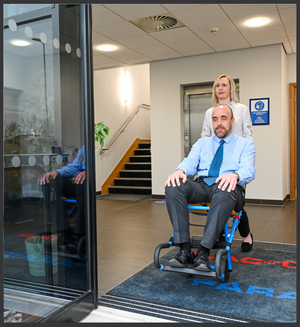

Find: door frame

[289,83,297,200]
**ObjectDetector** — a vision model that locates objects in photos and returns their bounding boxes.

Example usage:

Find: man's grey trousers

[165,178,246,249]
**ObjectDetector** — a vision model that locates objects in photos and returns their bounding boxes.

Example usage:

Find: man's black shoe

[193,252,211,271]
[168,248,195,268]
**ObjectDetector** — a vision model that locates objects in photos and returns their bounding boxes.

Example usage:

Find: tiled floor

[81,197,297,322]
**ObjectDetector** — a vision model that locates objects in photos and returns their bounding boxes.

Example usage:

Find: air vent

[130,13,185,33]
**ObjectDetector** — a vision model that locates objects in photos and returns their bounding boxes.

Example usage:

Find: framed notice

[249,98,269,125]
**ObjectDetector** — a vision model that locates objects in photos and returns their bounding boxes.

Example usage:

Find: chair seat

[188,203,237,216]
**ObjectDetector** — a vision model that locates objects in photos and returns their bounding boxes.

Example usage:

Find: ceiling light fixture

[97,44,117,52]
[246,18,269,27]
[12,40,30,46]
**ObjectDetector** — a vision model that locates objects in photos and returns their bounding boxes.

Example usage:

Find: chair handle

[154,242,171,269]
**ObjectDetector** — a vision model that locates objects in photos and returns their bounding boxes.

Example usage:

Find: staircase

[105,141,152,195]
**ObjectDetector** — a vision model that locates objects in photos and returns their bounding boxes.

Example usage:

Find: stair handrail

[100,103,150,154]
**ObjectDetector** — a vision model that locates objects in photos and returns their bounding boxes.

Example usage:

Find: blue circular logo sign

[255,101,265,110]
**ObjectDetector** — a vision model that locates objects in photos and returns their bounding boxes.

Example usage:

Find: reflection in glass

[3,3,90,322]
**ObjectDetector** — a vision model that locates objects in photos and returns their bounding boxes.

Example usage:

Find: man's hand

[165,169,186,187]
[39,171,59,185]
[73,171,86,184]
[215,173,239,192]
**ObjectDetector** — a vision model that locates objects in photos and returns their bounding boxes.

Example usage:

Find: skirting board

[96,192,290,206]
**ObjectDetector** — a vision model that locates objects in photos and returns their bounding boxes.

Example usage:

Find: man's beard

[214,127,230,139]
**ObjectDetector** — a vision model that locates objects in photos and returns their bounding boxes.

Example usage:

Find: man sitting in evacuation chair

[164,104,255,271]
[39,146,86,258]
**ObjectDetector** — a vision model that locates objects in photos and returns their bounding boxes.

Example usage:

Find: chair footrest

[162,265,217,278]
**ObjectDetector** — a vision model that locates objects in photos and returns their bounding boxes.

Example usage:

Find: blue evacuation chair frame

[154,204,242,283]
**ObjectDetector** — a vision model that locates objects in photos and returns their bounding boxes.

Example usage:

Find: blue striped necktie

[204,140,225,186]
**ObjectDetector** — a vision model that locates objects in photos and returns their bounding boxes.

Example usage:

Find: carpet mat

[3,226,88,291]
[97,194,150,201]
[101,240,296,323]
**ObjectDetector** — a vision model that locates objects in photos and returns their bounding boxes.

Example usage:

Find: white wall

[286,54,296,83]
[94,63,150,192]
[150,44,294,201]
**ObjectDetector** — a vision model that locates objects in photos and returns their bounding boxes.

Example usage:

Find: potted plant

[94,122,109,151]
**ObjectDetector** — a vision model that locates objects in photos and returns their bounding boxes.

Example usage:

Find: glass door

[3,4,97,322]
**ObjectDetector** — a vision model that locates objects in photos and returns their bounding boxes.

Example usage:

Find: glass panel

[3,4,91,322]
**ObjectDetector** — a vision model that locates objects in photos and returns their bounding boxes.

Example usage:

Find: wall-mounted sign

[249,98,269,125]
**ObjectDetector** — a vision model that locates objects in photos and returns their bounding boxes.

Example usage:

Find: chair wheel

[76,235,86,258]
[218,254,230,283]
[63,235,86,258]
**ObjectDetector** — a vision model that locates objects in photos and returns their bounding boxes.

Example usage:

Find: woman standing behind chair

[201,74,254,252]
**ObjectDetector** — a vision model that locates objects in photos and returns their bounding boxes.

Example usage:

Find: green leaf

[95,122,109,148]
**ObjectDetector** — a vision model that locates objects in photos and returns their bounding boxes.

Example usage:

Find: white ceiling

[91,3,296,70]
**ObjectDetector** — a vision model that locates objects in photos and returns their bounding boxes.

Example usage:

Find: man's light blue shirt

[176,133,255,188]
[57,145,85,178]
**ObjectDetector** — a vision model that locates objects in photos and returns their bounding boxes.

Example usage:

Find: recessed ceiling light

[246,18,269,27]
[97,44,117,52]
[12,40,30,46]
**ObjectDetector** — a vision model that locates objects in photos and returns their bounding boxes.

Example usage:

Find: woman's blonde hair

[212,74,239,107]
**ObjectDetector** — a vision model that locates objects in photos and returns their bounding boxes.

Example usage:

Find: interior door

[289,83,297,200]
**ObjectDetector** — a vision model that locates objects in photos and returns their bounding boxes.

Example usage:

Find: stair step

[139,142,151,149]
[114,178,151,187]
[125,162,151,170]
[134,149,151,155]
[119,170,151,178]
[130,155,151,163]
[107,141,152,195]
[108,185,151,195]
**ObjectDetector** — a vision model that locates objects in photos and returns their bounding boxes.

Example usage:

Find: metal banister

[100,103,150,154]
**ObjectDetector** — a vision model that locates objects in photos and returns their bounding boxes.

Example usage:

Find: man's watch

[234,172,239,181]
